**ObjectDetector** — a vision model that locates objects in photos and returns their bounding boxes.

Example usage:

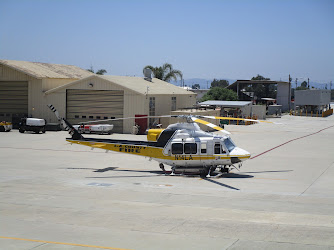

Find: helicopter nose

[230,147,251,161]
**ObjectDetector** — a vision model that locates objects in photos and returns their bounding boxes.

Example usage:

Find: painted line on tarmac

[253,177,287,180]
[0,236,132,250]
[250,124,334,160]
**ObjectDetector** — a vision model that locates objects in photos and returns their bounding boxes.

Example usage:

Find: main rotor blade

[201,116,276,124]
[191,117,231,135]
[80,115,172,124]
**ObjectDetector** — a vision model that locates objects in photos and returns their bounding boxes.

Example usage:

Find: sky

[0,0,333,83]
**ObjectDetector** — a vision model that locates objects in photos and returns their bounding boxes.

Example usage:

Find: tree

[295,81,308,90]
[210,79,229,88]
[300,81,307,88]
[96,69,107,75]
[245,74,276,98]
[87,66,107,75]
[201,87,238,102]
[143,63,183,82]
[192,84,200,89]
[251,74,270,80]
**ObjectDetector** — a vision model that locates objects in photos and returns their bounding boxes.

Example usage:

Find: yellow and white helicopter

[48,104,269,177]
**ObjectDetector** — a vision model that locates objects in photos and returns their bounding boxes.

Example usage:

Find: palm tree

[143,63,183,82]
[87,66,107,75]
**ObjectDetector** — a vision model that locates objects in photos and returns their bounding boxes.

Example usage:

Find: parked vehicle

[73,124,114,135]
[0,121,12,132]
[19,118,46,133]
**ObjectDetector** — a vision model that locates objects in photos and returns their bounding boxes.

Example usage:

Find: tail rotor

[47,104,83,140]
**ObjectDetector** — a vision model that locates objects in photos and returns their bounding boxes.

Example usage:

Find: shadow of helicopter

[202,178,240,190]
[67,167,254,190]
[67,166,255,178]
[242,170,293,174]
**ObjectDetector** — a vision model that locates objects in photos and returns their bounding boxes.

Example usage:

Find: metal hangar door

[66,89,124,133]
[0,81,28,128]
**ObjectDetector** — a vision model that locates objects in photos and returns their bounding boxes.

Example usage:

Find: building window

[82,116,86,119]
[89,116,93,119]
[184,143,197,154]
[172,143,183,154]
[74,115,79,119]
[171,97,176,111]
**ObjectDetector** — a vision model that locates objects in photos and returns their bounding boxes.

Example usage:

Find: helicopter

[48,104,270,177]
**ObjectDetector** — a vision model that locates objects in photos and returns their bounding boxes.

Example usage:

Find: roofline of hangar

[45,75,195,96]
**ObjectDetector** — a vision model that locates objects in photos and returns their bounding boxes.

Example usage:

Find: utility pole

[288,74,291,110]
[308,78,310,89]
[295,78,298,89]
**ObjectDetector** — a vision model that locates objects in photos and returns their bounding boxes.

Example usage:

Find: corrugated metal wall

[46,77,148,133]
[0,81,28,126]
[66,89,124,133]
[0,65,41,126]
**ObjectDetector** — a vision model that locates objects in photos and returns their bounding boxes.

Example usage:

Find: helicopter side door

[213,139,228,163]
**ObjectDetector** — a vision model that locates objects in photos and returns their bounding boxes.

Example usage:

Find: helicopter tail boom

[47,104,83,140]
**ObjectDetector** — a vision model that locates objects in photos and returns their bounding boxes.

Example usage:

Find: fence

[289,108,333,117]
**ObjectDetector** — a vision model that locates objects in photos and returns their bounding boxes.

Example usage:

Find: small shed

[198,100,252,118]
[294,89,331,113]
[227,80,291,111]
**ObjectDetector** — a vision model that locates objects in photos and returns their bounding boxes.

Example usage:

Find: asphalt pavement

[1,114,334,250]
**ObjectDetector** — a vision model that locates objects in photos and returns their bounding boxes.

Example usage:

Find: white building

[45,75,196,133]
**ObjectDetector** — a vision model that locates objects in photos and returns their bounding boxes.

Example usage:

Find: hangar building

[0,59,196,133]
[0,59,93,127]
[45,75,196,133]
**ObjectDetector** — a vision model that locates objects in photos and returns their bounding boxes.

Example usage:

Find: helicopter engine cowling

[146,129,164,142]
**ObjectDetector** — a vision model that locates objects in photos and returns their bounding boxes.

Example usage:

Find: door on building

[66,89,124,133]
[0,81,28,128]
[135,115,148,134]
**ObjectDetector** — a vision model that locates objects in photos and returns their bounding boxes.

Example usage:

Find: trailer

[0,121,12,132]
[73,124,114,135]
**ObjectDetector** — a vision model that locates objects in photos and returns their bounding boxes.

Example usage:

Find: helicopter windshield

[224,138,235,152]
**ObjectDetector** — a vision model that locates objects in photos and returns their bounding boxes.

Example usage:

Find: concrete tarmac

[1,115,334,250]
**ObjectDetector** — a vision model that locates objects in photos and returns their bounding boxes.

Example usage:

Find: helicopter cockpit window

[184,143,197,154]
[214,143,221,154]
[221,144,226,154]
[224,138,235,152]
[172,143,183,154]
